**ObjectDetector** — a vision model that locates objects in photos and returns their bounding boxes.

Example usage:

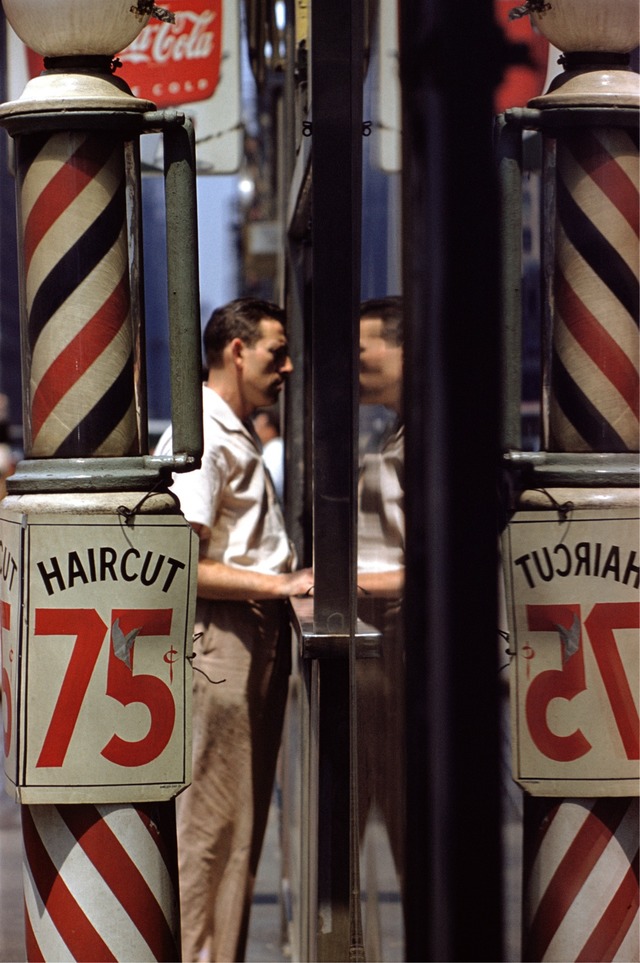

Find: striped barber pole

[522,796,639,962]
[22,802,180,961]
[549,126,639,453]
[17,130,140,459]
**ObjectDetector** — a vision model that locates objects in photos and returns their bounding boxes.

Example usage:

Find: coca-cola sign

[119,0,222,107]
[25,0,223,109]
[12,0,241,173]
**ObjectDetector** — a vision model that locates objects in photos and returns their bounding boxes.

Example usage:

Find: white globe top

[531,0,640,54]
[2,0,151,57]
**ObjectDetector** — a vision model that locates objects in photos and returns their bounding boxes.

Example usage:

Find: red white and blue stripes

[17,131,139,459]
[523,797,639,962]
[22,802,180,961]
[549,127,639,453]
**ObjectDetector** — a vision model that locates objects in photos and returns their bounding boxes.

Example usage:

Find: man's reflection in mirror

[358,297,404,598]
[356,297,405,944]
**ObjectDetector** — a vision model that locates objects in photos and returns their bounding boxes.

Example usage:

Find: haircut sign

[0,505,198,803]
[503,505,639,796]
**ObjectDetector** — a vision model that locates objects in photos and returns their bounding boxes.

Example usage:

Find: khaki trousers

[177,599,290,962]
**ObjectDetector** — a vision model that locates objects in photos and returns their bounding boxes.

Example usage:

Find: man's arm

[357,569,404,598]
[197,557,314,600]
[192,522,314,600]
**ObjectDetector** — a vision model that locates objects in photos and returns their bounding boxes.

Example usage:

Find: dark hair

[203,297,286,368]
[360,296,403,346]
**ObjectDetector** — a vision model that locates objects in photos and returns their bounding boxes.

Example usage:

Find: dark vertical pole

[401,1,505,960]
[310,5,363,960]
[496,114,524,453]
[311,0,362,631]
[282,0,308,564]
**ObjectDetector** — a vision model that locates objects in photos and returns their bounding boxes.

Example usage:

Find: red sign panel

[25,0,223,109]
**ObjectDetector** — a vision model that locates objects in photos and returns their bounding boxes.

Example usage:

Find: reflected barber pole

[503,4,640,961]
[17,131,139,459]
[522,797,639,961]
[549,127,639,452]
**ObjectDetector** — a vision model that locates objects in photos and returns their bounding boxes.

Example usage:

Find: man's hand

[277,568,314,598]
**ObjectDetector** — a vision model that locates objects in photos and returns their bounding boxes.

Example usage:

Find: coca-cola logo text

[120,10,216,66]
[119,0,222,107]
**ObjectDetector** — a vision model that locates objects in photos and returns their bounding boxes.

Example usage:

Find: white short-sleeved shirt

[156,386,294,575]
[262,436,284,502]
[357,424,405,573]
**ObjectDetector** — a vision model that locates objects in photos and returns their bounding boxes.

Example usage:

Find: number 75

[34,607,175,770]
[525,601,639,763]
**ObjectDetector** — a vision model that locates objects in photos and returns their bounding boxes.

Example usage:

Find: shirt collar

[203,385,258,445]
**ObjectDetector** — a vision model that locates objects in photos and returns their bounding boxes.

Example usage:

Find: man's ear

[230,337,245,366]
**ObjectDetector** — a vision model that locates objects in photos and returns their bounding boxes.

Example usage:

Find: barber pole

[501,2,639,960]
[18,130,138,458]
[23,803,180,961]
[0,2,203,960]
[548,126,639,452]
[522,797,639,962]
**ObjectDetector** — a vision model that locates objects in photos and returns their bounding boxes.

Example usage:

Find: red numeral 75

[525,601,639,762]
[1,601,12,758]
[35,607,175,769]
